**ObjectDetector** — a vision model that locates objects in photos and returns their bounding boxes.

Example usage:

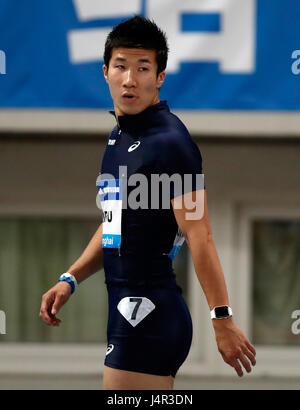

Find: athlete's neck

[114,98,161,127]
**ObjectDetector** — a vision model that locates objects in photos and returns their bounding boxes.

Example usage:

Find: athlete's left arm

[171,189,256,377]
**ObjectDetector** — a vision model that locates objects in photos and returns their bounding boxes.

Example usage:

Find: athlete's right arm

[39,223,103,326]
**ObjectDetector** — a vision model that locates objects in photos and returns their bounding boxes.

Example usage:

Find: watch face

[215,306,230,318]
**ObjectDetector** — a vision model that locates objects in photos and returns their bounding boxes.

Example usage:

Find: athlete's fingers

[49,315,61,326]
[51,282,72,315]
[40,292,53,321]
[40,282,71,326]
[51,293,65,316]
[221,349,243,377]
[40,291,62,326]
[229,358,244,377]
[40,310,61,326]
[43,312,61,327]
[241,345,256,366]
[237,353,252,374]
[245,340,256,358]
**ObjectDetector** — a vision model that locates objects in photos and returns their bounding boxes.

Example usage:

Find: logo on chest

[128,141,141,152]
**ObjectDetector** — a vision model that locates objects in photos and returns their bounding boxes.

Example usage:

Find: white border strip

[1,110,300,136]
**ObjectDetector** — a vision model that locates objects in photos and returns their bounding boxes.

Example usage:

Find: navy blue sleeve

[156,130,204,199]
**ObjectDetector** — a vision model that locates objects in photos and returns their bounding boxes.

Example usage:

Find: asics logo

[106,344,114,356]
[128,141,140,152]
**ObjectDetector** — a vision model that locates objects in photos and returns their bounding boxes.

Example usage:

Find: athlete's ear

[157,71,166,89]
[103,64,109,83]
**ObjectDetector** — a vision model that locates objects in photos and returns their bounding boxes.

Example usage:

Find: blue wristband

[58,276,75,294]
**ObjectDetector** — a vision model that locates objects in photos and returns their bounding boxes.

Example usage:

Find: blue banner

[0,0,299,110]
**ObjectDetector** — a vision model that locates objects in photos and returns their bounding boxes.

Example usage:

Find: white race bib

[96,178,122,248]
[117,296,156,327]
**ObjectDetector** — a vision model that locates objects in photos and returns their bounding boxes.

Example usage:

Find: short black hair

[104,16,169,75]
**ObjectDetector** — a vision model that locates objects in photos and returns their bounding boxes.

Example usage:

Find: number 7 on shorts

[117,296,156,327]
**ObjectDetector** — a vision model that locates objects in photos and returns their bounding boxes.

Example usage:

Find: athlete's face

[103,48,166,117]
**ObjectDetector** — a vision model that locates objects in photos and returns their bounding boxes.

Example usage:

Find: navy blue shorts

[104,285,193,378]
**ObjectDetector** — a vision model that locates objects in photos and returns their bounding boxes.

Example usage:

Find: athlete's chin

[118,100,152,116]
[120,106,145,116]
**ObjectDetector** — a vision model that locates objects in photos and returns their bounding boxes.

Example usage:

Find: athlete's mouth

[122,93,138,101]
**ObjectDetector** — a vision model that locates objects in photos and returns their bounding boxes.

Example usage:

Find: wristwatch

[210,305,233,320]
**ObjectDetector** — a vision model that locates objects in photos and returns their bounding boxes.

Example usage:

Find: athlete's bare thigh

[102,365,175,390]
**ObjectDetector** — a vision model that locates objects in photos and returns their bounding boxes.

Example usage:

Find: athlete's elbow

[185,224,212,248]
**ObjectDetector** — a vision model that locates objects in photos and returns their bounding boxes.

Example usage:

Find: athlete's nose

[123,69,137,88]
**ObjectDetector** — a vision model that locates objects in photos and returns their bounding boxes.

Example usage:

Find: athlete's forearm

[185,227,230,311]
[66,223,104,284]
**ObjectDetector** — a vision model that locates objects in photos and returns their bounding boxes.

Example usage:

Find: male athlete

[39,16,256,390]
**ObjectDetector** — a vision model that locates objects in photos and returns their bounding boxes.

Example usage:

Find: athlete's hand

[213,317,256,377]
[39,282,72,326]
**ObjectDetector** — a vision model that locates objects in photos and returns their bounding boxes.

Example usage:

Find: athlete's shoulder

[151,107,193,146]
[159,117,199,161]
[152,108,203,176]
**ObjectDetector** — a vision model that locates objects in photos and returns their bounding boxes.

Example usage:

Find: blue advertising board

[0,0,299,110]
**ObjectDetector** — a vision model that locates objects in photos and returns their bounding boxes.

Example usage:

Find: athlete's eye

[115,65,125,69]
[138,67,149,72]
